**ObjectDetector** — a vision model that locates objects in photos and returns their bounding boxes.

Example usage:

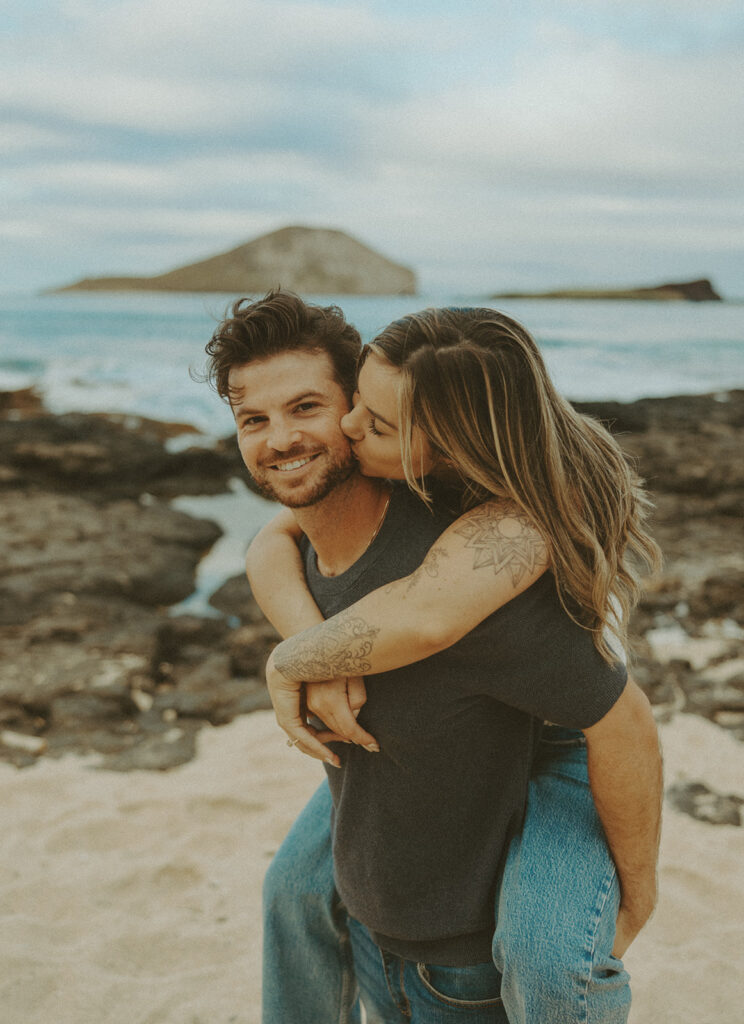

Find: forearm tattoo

[454,503,549,586]
[273,610,381,682]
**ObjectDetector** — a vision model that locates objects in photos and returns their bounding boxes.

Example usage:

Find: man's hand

[612,896,656,959]
[306,677,379,752]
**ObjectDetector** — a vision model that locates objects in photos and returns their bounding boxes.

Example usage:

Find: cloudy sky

[2,0,743,296]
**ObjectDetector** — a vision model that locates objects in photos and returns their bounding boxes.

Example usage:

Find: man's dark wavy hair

[204,289,362,403]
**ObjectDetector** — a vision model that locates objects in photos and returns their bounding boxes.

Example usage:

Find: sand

[2,710,742,1024]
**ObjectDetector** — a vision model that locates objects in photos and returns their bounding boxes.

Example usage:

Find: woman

[250,307,661,1024]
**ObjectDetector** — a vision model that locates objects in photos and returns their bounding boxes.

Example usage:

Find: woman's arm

[267,499,549,701]
[245,509,323,637]
[245,511,376,761]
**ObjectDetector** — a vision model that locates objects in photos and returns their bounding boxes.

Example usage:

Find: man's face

[229,350,356,507]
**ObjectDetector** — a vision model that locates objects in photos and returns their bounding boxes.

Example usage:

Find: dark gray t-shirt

[302,484,626,965]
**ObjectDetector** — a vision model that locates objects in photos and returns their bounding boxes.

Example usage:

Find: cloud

[0,1,415,135]
[361,24,744,193]
[0,120,73,154]
[1,0,742,294]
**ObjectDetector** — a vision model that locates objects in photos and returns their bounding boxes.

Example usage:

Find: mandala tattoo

[453,503,549,587]
[273,610,381,682]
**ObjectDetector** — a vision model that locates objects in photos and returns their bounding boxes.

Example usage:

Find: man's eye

[241,416,265,428]
[296,402,319,413]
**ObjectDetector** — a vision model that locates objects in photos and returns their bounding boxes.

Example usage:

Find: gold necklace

[365,487,391,553]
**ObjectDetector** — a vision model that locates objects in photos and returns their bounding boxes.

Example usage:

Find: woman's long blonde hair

[367,307,661,662]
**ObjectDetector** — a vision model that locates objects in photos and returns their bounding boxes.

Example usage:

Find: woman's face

[340,351,435,480]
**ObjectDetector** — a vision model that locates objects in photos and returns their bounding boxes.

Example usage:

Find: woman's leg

[492,730,632,1024]
[262,779,360,1024]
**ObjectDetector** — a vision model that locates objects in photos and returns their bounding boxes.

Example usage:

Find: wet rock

[155,669,272,725]
[153,615,232,671]
[208,574,269,623]
[0,490,221,624]
[577,390,744,434]
[0,640,151,707]
[228,623,281,677]
[0,411,247,500]
[666,781,743,826]
[576,391,744,499]
[2,387,741,770]
[56,682,137,716]
[631,658,687,712]
[0,478,274,769]
[689,570,744,624]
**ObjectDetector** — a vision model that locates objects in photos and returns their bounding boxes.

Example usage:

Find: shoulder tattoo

[453,503,549,587]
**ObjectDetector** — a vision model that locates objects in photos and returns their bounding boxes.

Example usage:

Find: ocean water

[1,291,742,443]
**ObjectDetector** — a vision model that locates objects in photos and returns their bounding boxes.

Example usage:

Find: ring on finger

[286,738,301,748]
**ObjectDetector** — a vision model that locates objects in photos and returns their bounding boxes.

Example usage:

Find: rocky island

[51,226,417,296]
[1,387,743,782]
[493,278,722,302]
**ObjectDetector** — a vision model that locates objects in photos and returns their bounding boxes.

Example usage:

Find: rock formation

[0,389,742,770]
[52,226,417,296]
[493,278,722,302]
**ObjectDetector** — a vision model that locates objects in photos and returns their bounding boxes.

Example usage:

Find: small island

[51,226,416,297]
[492,278,722,302]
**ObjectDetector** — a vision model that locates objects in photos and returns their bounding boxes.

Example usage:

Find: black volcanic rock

[208,573,268,623]
[0,393,281,770]
[0,490,222,624]
[0,411,248,499]
[667,782,742,826]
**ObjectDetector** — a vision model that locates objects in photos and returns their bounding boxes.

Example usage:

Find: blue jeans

[262,731,630,1024]
[348,914,507,1023]
[262,781,360,1024]
[492,730,631,1023]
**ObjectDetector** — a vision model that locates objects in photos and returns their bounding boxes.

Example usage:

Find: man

[205,290,662,1024]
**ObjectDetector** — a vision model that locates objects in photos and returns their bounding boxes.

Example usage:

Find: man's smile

[267,452,321,473]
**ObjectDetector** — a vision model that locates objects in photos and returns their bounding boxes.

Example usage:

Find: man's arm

[583,679,663,958]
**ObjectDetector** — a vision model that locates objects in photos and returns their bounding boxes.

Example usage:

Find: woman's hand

[306,677,379,752]
[265,653,379,765]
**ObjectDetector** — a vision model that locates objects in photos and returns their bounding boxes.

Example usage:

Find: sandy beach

[2,709,742,1024]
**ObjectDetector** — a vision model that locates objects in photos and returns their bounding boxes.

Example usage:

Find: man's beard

[251,447,357,508]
